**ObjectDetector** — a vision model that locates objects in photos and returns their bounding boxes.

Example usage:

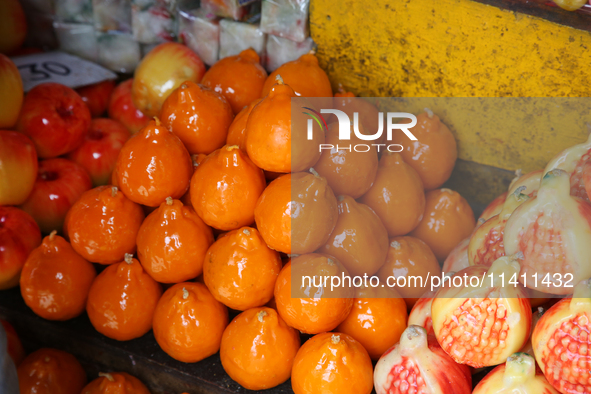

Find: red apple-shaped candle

[432,256,532,368]
[0,207,41,290]
[532,279,591,394]
[19,158,92,234]
[67,118,130,187]
[374,325,472,394]
[0,130,37,205]
[17,83,91,158]
[504,169,591,295]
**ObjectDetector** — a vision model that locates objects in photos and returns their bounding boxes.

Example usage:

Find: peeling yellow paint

[310,0,591,172]
[310,0,591,98]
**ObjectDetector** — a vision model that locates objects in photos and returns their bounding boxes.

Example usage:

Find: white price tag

[10,51,118,92]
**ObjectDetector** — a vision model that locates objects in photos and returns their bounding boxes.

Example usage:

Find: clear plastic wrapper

[93,0,132,32]
[201,0,257,20]
[132,4,176,44]
[260,0,309,42]
[219,19,266,60]
[178,8,220,66]
[265,35,313,71]
[97,33,141,73]
[55,0,94,23]
[53,22,98,61]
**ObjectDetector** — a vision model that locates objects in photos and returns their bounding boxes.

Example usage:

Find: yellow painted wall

[310,0,591,172]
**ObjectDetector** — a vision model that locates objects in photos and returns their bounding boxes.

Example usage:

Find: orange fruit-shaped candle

[532,279,591,394]
[201,49,267,114]
[291,170,338,254]
[226,99,261,150]
[81,372,150,394]
[179,154,207,206]
[254,174,291,253]
[220,307,300,390]
[245,77,293,173]
[116,118,192,207]
[65,186,144,265]
[360,152,425,237]
[468,187,529,267]
[374,325,472,394]
[472,352,560,394]
[20,231,96,320]
[190,145,265,231]
[291,332,373,394]
[432,257,532,368]
[320,196,389,277]
[152,282,228,363]
[262,53,333,104]
[204,227,281,310]
[333,87,384,144]
[86,254,162,341]
[17,348,87,394]
[137,197,213,283]
[411,188,475,262]
[274,255,353,334]
[160,81,234,155]
[376,236,441,309]
[391,109,457,190]
[336,286,407,360]
[314,122,379,199]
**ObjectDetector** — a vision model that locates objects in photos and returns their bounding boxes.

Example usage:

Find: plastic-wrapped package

[178,9,220,66]
[132,4,176,44]
[55,0,94,23]
[54,22,98,61]
[265,35,313,71]
[93,0,132,32]
[201,0,257,20]
[97,33,141,73]
[260,0,309,42]
[219,19,266,60]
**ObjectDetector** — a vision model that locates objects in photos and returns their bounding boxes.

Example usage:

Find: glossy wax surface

[204,227,281,311]
[20,158,92,235]
[161,81,234,155]
[66,186,144,265]
[108,79,149,134]
[17,82,91,158]
[116,119,193,207]
[136,198,213,283]
[86,257,162,341]
[152,282,228,363]
[80,372,151,394]
[254,174,292,254]
[20,234,96,321]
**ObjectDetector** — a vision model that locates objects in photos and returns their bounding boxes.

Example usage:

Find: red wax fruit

[432,256,532,368]
[374,325,472,394]
[76,80,116,118]
[108,79,150,134]
[532,279,591,394]
[20,158,92,234]
[17,82,91,158]
[67,118,131,187]
[0,207,41,290]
